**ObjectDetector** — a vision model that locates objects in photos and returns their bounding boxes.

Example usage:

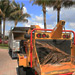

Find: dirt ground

[0,48,18,75]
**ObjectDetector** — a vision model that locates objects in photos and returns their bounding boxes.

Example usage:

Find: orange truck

[17,20,75,75]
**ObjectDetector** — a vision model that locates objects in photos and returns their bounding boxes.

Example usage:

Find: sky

[3,0,75,35]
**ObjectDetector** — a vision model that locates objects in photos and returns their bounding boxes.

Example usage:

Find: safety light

[63,35,66,38]
[42,34,46,38]
[37,33,41,38]
[67,35,70,38]
[63,35,70,38]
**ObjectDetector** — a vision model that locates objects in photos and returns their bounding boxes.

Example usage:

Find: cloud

[5,5,75,36]
[23,19,44,28]
[61,7,75,23]
[46,7,57,24]
[1,20,15,35]
[46,7,56,15]
[23,14,55,29]
[23,7,27,13]
[67,22,75,30]
[46,7,75,30]
[60,7,75,30]
[23,14,44,28]
[46,7,75,23]
[5,20,14,27]
[32,14,43,23]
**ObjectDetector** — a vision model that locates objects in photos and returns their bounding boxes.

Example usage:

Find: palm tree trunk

[3,18,5,44]
[15,20,17,27]
[43,3,46,29]
[43,11,46,29]
[57,9,60,23]
[0,19,2,38]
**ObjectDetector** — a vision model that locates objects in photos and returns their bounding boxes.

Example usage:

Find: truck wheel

[26,68,35,75]
[17,58,26,75]
[18,67,35,75]
[18,66,26,75]
[9,47,12,56]
[11,51,14,59]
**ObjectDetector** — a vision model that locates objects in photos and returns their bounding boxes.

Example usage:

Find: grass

[0,46,8,49]
[0,44,8,49]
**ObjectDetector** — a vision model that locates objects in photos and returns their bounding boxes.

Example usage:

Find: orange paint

[41,62,75,74]
[71,44,75,65]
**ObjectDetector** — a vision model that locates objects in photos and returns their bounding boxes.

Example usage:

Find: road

[0,48,18,75]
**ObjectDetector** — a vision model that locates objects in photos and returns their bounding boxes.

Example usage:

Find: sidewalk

[0,49,18,75]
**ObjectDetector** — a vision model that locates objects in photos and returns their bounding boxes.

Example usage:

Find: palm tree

[0,1,4,39]
[53,0,73,23]
[0,18,2,38]
[30,0,53,29]
[0,9,3,38]
[9,2,31,27]
[0,0,14,42]
[9,12,31,27]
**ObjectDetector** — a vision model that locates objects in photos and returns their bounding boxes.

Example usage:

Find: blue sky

[4,0,75,35]
[15,0,42,17]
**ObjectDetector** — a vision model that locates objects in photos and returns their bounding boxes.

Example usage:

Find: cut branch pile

[36,41,71,65]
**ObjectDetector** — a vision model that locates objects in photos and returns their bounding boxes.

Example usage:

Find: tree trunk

[0,19,2,38]
[15,20,17,27]
[43,11,46,29]
[57,3,61,23]
[57,9,60,23]
[3,18,5,44]
[43,3,46,29]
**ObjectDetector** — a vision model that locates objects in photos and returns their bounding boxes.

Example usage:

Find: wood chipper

[17,20,75,75]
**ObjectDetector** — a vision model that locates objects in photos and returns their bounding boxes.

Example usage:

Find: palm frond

[22,19,28,22]
[22,13,31,18]
[63,0,74,8]
[21,3,25,9]
[10,10,22,17]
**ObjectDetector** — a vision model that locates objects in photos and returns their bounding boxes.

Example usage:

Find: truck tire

[18,66,26,75]
[11,51,14,59]
[9,47,15,59]
[26,68,35,75]
[17,58,26,75]
[9,47,12,57]
[18,67,35,75]
[17,58,35,75]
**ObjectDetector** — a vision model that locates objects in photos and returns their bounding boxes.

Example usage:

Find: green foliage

[0,44,8,47]
[9,1,31,26]
[63,0,74,8]
[53,0,74,10]
[0,44,8,49]
[0,0,31,42]
[0,0,12,18]
[31,0,54,6]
